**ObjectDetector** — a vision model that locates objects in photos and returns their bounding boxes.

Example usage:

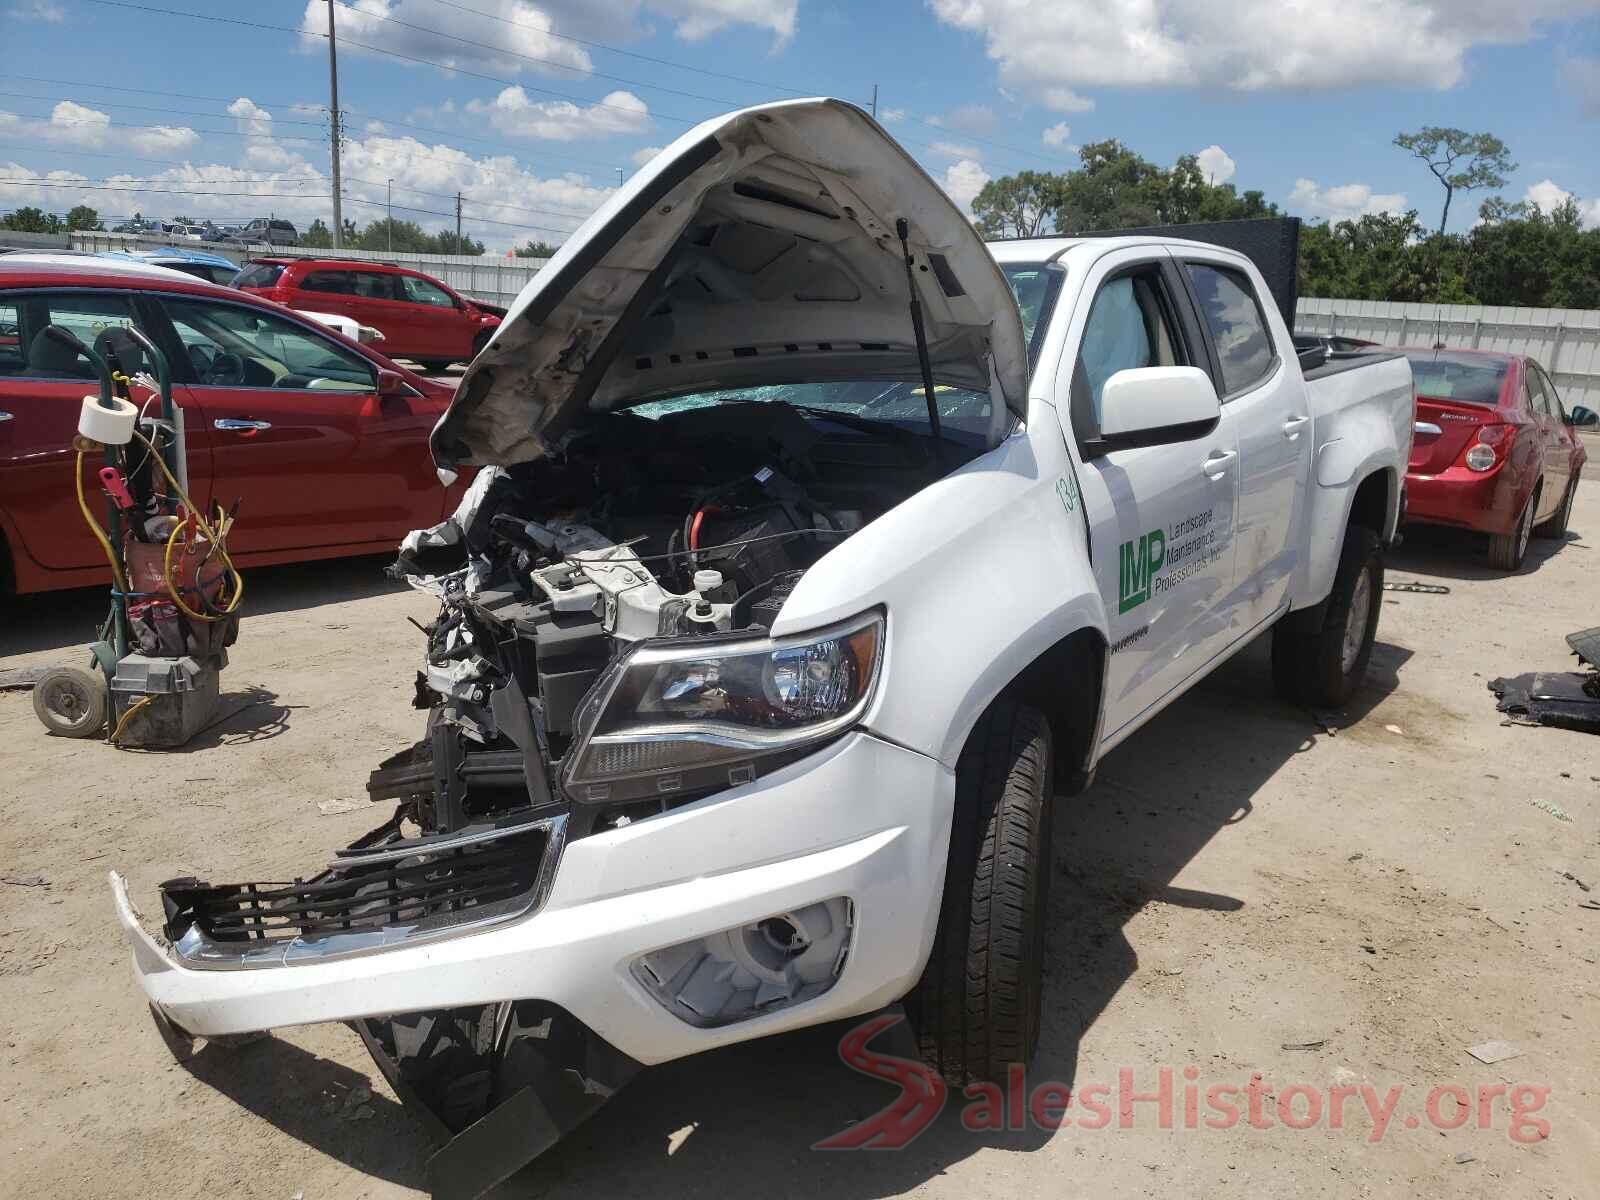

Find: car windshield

[628,263,1058,442]
[1404,351,1509,405]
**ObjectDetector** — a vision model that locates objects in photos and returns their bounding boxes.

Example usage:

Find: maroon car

[236,259,502,373]
[1403,348,1586,570]
[0,256,463,595]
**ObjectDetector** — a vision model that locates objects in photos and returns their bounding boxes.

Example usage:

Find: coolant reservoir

[692,569,724,595]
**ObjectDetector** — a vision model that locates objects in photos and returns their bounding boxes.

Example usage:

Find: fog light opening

[632,897,854,1027]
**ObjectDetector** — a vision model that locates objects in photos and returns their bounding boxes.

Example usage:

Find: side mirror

[377,368,406,397]
[1084,366,1221,458]
[1570,404,1597,428]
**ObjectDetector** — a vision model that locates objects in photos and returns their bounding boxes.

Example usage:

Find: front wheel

[418,359,455,374]
[906,698,1053,1085]
[1271,526,1383,708]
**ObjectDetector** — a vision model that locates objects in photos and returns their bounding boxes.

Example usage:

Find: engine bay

[381,394,958,841]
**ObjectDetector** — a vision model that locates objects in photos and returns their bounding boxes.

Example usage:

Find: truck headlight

[565,612,883,797]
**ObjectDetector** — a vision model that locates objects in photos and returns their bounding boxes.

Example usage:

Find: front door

[153,293,438,554]
[1058,250,1240,743]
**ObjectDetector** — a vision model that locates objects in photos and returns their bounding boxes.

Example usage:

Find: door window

[0,292,142,379]
[160,297,375,392]
[1071,268,1183,436]
[301,270,356,295]
[398,275,457,308]
[1186,263,1275,396]
[352,272,399,300]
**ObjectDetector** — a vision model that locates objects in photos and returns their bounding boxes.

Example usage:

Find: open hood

[432,98,1029,467]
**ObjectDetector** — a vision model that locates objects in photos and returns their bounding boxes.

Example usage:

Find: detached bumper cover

[112,730,952,1065]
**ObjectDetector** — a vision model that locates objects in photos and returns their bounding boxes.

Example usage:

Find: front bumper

[113,730,952,1066]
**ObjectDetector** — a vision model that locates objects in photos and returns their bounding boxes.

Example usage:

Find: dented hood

[432,98,1029,467]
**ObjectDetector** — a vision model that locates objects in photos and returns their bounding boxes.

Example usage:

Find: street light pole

[387,178,393,251]
[326,0,344,249]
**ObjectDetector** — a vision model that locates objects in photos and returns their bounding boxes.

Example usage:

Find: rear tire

[419,359,454,374]
[1534,479,1576,539]
[471,330,493,358]
[1271,526,1383,708]
[1488,489,1536,570]
[905,698,1053,1085]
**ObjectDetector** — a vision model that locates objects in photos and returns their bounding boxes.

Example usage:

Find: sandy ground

[2,483,1597,1200]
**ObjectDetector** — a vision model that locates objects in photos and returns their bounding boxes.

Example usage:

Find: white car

[292,308,385,346]
[113,99,1412,1193]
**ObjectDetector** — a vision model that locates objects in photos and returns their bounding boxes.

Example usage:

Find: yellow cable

[75,450,129,594]
[109,694,157,745]
[130,428,244,621]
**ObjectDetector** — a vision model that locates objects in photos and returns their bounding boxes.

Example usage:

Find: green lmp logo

[1118,529,1166,614]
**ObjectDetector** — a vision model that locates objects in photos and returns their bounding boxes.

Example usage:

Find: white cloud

[941,104,996,134]
[1041,121,1071,148]
[466,87,651,141]
[227,97,274,139]
[648,0,797,42]
[1041,87,1094,113]
[1289,178,1407,221]
[878,107,907,123]
[8,1,63,20]
[301,0,591,75]
[1196,144,1235,184]
[929,0,1600,107]
[1560,55,1600,116]
[941,158,990,216]
[929,140,982,160]
[0,100,199,157]
[631,145,664,167]
[1523,178,1600,225]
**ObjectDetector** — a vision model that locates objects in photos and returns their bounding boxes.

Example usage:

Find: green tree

[1,206,59,233]
[65,205,102,231]
[970,171,1059,238]
[513,239,561,258]
[1393,127,1515,234]
[300,217,333,248]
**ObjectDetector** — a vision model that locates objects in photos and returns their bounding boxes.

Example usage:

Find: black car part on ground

[1488,628,1600,735]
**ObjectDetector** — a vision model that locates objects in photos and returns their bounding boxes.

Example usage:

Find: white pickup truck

[112,99,1412,1193]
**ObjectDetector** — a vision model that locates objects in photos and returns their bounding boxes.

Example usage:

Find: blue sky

[4,0,1600,251]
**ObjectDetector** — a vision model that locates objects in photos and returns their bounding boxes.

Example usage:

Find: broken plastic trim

[157,812,567,970]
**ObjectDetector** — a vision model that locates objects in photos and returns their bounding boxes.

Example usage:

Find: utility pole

[455,192,462,248]
[871,84,878,120]
[326,0,344,248]
[386,178,393,251]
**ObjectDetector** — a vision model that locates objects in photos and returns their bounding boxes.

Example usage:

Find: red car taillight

[1462,423,1515,472]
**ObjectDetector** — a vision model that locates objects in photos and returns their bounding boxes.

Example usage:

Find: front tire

[1534,479,1576,539]
[418,359,454,374]
[906,698,1053,1085]
[1271,525,1383,708]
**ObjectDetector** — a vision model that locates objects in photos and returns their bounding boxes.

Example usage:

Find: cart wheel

[33,666,108,737]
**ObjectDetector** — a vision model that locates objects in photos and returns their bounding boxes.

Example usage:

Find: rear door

[0,288,212,573]
[1180,255,1308,631]
[1529,363,1572,518]
[1059,247,1240,741]
[152,293,444,553]
[394,272,467,360]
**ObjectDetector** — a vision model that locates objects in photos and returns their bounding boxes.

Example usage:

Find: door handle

[1202,449,1237,479]
[1282,414,1310,440]
[1414,421,1442,436]
[213,418,272,432]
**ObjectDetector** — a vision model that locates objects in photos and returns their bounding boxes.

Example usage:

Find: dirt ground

[3,482,1598,1199]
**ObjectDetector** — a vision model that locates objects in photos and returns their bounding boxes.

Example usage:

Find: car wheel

[1534,479,1576,539]
[1488,489,1537,570]
[472,330,493,358]
[33,665,109,738]
[1271,525,1384,708]
[419,359,454,374]
[905,697,1053,1085]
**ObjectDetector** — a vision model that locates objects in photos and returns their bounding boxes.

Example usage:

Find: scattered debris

[1153,967,1184,977]
[1489,670,1600,735]
[1360,943,1377,954]
[1569,625,1600,669]
[1465,1040,1522,1065]
[316,797,367,817]
[1454,1151,1476,1165]
[1,874,50,888]
[1383,581,1450,594]
[1384,724,1406,736]
[1307,709,1339,736]
[1281,1039,1328,1051]
[1526,797,1574,823]
[1578,900,1600,911]
[1348,853,1364,862]
[0,665,50,691]
[1558,870,1593,893]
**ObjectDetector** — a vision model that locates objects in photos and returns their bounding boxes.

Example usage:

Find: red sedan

[0,257,462,595]
[236,258,502,373]
[1403,348,1586,570]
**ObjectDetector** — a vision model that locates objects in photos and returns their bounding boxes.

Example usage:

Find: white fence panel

[1297,297,1600,414]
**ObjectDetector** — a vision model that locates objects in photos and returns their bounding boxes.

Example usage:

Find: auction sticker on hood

[1118,507,1227,614]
